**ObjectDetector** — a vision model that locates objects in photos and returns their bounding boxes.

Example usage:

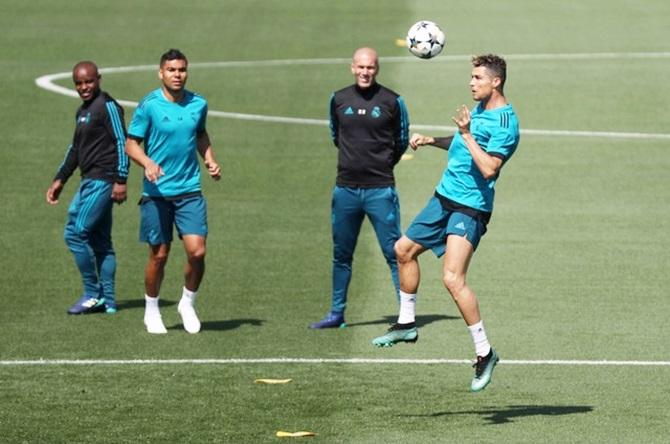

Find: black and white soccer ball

[406,20,446,59]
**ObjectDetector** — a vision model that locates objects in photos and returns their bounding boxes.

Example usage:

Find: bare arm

[452,106,503,179]
[196,130,221,181]
[125,136,164,183]
[409,133,454,151]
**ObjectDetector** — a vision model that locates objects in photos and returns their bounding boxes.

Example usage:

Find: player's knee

[149,250,170,268]
[442,270,464,296]
[187,246,206,263]
[394,245,408,264]
[394,238,415,264]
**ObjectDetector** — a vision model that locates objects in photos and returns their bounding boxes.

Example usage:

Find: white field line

[1,358,669,366]
[34,52,670,141]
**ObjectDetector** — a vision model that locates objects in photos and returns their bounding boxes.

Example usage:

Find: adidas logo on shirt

[343,106,368,116]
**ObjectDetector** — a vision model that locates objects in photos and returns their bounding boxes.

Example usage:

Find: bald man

[47,61,129,315]
[309,47,410,329]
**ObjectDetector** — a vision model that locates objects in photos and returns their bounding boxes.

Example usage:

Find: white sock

[180,287,197,307]
[144,295,167,334]
[397,291,416,324]
[468,320,491,357]
[178,287,201,334]
[145,295,161,318]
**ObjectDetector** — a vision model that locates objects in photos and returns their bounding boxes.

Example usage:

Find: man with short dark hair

[46,61,129,315]
[372,54,520,392]
[125,49,221,334]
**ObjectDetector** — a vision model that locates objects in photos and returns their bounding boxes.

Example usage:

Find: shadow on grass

[166,319,264,331]
[404,405,594,425]
[116,299,176,311]
[200,319,265,331]
[347,314,459,328]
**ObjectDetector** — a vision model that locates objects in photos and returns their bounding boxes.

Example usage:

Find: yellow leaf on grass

[276,431,316,438]
[254,378,293,384]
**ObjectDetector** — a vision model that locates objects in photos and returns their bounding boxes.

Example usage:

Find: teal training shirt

[128,88,208,197]
[436,102,520,213]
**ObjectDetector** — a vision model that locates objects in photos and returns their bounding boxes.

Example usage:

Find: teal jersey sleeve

[436,103,520,212]
[480,106,519,161]
[127,92,154,140]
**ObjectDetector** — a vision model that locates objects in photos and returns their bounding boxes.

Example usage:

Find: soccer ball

[406,20,446,59]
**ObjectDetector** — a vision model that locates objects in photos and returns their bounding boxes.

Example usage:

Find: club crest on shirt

[77,112,91,124]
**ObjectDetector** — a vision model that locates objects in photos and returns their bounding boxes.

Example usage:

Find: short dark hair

[472,54,506,89]
[160,49,188,67]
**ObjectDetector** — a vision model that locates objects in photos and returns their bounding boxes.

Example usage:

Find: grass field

[1,0,669,442]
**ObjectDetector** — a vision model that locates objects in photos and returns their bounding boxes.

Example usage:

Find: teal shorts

[139,193,207,245]
[405,195,488,257]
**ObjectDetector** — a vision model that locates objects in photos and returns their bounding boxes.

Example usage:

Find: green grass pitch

[1,0,669,442]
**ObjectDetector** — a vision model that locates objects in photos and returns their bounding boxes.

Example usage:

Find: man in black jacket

[310,47,410,329]
[46,61,129,315]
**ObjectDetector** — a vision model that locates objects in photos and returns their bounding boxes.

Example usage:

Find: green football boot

[371,323,418,347]
[470,348,499,392]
